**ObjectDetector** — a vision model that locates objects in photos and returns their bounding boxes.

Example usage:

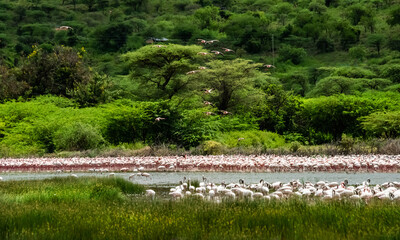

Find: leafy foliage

[122,44,206,100]
[188,58,264,111]
[18,46,90,97]
[54,121,105,151]
[0,0,400,154]
[215,130,286,149]
[361,111,400,138]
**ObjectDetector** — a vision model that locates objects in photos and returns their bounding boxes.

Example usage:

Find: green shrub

[290,141,302,152]
[333,66,376,79]
[307,76,363,97]
[339,133,355,153]
[103,177,145,194]
[174,108,256,148]
[0,33,11,48]
[299,95,379,142]
[360,111,400,138]
[381,64,400,83]
[54,122,105,151]
[215,130,286,149]
[348,45,366,61]
[103,100,176,145]
[278,44,307,65]
[89,184,122,201]
[202,140,224,155]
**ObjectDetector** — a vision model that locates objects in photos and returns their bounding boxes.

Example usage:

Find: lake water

[1,171,399,186]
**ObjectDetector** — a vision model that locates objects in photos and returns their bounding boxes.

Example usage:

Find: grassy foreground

[0,178,399,239]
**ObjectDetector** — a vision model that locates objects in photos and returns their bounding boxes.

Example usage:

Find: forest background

[1,0,400,157]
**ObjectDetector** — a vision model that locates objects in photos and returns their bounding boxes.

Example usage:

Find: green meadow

[0,177,399,239]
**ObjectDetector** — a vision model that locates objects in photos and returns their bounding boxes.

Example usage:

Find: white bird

[141,172,151,179]
[186,70,200,75]
[204,88,213,94]
[145,189,156,199]
[155,117,166,122]
[194,193,205,199]
[169,191,183,200]
[128,174,136,180]
[206,40,219,44]
[157,166,166,171]
[55,26,73,31]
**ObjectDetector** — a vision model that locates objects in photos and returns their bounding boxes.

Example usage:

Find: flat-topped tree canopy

[122,44,209,100]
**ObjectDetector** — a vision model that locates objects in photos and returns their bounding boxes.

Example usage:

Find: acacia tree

[188,59,264,112]
[122,44,208,100]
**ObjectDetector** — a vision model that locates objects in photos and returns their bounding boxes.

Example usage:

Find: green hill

[1,0,400,156]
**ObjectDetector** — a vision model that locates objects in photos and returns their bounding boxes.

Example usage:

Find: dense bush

[215,130,286,149]
[202,140,224,155]
[173,108,255,148]
[278,45,307,65]
[0,0,400,155]
[18,45,90,97]
[297,95,380,143]
[381,64,400,83]
[54,122,105,151]
[360,111,400,138]
[102,100,177,145]
[307,76,364,97]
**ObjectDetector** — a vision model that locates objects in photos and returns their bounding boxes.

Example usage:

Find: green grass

[0,178,400,239]
[0,177,145,204]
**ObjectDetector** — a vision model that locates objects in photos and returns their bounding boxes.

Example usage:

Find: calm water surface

[1,172,399,186]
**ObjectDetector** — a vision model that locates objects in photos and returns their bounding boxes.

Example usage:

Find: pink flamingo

[211,50,224,56]
[222,48,235,52]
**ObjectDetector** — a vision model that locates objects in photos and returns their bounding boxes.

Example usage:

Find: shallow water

[1,171,399,186]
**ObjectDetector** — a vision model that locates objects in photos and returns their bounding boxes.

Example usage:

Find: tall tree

[122,44,207,100]
[188,59,264,111]
[18,46,90,97]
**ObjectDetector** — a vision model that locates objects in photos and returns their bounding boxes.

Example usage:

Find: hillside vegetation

[1,0,400,156]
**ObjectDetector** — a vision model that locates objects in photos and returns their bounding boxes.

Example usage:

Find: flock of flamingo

[0,155,399,173]
[156,177,400,202]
